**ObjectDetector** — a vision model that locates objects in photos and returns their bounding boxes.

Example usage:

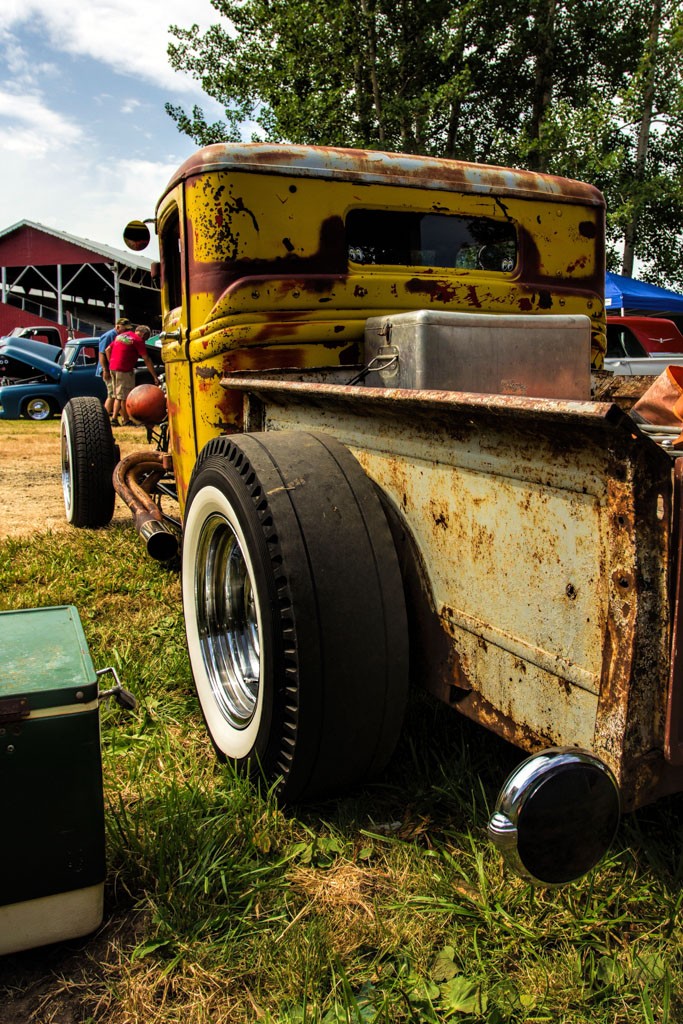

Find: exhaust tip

[488,748,620,886]
[139,519,179,562]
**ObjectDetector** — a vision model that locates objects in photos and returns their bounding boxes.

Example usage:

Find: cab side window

[607,326,647,359]
[346,209,517,272]
[161,206,182,312]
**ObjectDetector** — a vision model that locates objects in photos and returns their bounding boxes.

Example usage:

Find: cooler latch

[0,697,29,725]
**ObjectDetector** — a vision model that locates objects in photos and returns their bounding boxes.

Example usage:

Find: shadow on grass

[297,685,683,890]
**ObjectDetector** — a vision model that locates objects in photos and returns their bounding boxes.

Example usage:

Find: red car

[606,315,683,374]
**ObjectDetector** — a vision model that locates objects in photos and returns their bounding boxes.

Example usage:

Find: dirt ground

[0,420,154,538]
[0,420,167,1021]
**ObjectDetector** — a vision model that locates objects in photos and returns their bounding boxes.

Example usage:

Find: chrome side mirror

[488,747,620,886]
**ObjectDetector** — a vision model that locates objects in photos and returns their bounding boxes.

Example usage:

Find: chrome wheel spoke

[195,513,260,728]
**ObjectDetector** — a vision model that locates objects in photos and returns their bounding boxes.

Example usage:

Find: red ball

[126,384,167,425]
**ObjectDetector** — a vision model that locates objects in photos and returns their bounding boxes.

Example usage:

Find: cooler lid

[0,605,98,711]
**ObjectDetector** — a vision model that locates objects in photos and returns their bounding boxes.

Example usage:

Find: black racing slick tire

[61,397,117,527]
[182,430,409,803]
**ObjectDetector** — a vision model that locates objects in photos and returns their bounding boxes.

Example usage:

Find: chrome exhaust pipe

[138,516,179,562]
[488,747,620,886]
[113,451,179,562]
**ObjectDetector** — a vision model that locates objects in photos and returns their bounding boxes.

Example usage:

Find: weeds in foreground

[0,526,682,1023]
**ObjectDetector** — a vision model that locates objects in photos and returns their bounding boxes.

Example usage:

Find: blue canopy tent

[605,272,683,315]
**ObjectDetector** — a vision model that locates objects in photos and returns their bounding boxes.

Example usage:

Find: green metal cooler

[0,605,105,954]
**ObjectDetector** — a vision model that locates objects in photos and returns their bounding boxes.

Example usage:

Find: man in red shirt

[107,324,160,425]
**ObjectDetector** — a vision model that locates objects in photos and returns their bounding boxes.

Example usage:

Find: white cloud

[0,89,83,154]
[0,144,176,257]
[0,1,222,255]
[3,42,57,84]
[0,0,219,95]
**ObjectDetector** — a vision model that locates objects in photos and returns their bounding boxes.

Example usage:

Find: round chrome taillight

[488,748,621,886]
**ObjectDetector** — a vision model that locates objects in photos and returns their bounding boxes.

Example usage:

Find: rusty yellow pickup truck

[61,144,679,886]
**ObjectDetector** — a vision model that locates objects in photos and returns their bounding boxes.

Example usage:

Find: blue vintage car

[0,336,163,420]
[0,337,105,420]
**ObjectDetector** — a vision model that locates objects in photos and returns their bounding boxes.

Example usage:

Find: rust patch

[611,570,633,591]
[430,499,449,529]
[565,255,589,274]
[405,278,458,303]
[466,285,482,308]
[185,211,347,299]
[451,688,557,752]
[169,144,606,210]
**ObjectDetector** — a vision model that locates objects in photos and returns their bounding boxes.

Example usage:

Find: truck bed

[223,372,683,810]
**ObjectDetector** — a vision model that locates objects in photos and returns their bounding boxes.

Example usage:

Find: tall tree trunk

[528,0,556,171]
[359,0,385,143]
[353,55,372,141]
[621,0,662,277]
[445,21,466,159]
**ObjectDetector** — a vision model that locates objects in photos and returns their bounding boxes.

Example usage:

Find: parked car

[0,337,103,420]
[0,336,163,420]
[0,337,62,383]
[2,325,68,348]
[605,315,683,375]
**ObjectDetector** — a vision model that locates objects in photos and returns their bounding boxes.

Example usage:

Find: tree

[167,0,467,154]
[166,0,683,288]
[611,0,683,285]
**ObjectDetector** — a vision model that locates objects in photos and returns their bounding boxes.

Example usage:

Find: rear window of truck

[346,210,517,272]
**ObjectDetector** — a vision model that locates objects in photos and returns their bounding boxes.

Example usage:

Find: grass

[0,471,682,1020]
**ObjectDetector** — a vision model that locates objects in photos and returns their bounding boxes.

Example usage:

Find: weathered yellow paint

[153,144,606,507]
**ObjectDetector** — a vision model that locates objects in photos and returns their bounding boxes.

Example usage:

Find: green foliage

[166,0,683,289]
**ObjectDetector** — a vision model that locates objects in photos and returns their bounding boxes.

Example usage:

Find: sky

[0,0,228,260]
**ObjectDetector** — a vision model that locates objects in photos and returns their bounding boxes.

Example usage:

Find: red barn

[0,220,160,341]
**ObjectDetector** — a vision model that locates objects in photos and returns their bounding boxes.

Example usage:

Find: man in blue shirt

[98,317,132,418]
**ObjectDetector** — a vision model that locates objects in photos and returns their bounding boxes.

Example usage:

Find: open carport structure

[0,219,160,338]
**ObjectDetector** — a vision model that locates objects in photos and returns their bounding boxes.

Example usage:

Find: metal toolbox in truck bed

[364,310,592,399]
[0,605,105,955]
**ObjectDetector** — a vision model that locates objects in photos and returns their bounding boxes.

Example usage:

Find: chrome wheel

[61,413,74,519]
[25,397,53,420]
[195,511,261,729]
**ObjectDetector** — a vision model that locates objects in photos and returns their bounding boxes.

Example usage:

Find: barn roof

[0,219,153,271]
[0,220,159,334]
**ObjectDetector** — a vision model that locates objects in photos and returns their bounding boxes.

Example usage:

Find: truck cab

[127,143,606,507]
[5,325,68,348]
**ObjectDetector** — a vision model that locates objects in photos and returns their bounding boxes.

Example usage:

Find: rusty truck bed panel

[223,376,679,809]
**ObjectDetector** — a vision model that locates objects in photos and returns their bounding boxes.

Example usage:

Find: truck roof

[162,143,605,209]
